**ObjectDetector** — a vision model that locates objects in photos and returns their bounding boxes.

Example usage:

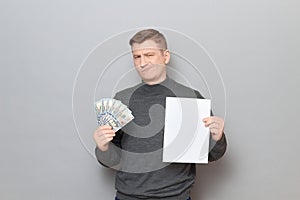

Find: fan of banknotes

[95,98,134,131]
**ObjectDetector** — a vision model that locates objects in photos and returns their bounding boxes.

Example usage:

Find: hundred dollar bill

[94,98,134,131]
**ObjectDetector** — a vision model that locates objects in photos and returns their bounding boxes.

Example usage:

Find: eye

[134,55,141,59]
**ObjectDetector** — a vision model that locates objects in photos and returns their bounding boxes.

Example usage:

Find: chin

[139,74,153,81]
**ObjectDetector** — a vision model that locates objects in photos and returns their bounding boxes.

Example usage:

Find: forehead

[131,40,163,52]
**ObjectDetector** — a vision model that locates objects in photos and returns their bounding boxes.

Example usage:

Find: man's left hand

[202,116,224,141]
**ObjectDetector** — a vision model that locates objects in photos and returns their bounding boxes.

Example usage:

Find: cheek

[133,60,139,67]
[134,65,140,72]
[156,57,166,64]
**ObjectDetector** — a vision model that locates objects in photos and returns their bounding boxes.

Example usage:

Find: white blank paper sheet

[163,97,211,163]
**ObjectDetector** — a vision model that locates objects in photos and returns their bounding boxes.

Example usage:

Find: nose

[140,56,148,67]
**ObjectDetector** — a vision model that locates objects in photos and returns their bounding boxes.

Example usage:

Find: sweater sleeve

[194,89,227,162]
[95,129,123,168]
[208,133,227,162]
[95,92,125,168]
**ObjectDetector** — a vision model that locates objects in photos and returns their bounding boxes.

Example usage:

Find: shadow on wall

[97,167,116,188]
[191,155,233,199]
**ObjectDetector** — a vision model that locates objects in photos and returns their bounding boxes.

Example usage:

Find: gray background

[1,0,299,199]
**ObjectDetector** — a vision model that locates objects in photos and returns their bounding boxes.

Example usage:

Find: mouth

[140,64,151,72]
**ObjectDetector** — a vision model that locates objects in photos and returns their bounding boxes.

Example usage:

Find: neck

[143,74,167,85]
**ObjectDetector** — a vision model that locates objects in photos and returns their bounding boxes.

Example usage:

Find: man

[94,29,227,200]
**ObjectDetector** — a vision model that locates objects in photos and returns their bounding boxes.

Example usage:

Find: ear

[163,49,171,65]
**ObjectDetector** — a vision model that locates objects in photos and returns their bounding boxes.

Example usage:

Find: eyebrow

[133,50,157,56]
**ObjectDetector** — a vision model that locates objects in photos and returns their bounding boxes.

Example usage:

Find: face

[131,40,170,85]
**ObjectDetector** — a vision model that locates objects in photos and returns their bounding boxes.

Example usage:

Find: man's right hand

[93,125,116,152]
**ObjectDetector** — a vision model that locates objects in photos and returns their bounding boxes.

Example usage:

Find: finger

[204,120,220,127]
[97,132,116,138]
[95,133,116,144]
[94,129,115,139]
[208,122,224,133]
[95,137,114,149]
[202,117,212,127]
[96,131,116,138]
[98,125,113,130]
[202,117,220,125]
[211,131,223,141]
[101,128,116,134]
[95,128,115,135]
[207,123,221,130]
[210,129,219,136]
[202,117,211,122]
[102,136,114,143]
[210,127,221,134]
[211,116,224,125]
[205,117,224,127]
[210,126,224,136]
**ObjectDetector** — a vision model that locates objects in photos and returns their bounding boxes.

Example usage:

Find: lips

[140,64,151,72]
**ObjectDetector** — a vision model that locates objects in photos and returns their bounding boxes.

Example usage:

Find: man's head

[129,29,168,50]
[129,29,170,85]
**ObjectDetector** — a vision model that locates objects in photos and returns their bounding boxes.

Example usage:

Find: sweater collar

[141,76,172,87]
